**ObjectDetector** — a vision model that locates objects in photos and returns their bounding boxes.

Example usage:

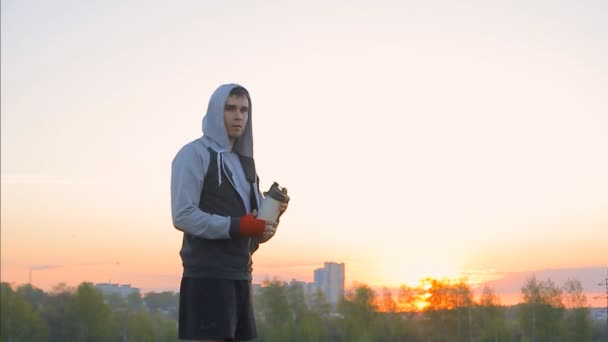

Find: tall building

[314,267,325,289]
[253,262,345,311]
[312,262,345,308]
[322,262,345,307]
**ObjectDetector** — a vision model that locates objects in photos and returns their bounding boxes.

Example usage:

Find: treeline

[1,282,179,341]
[1,275,606,341]
[254,276,604,342]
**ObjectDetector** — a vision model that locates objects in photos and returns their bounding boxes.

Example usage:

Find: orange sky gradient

[2,1,607,308]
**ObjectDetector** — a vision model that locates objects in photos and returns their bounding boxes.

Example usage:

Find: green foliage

[1,283,50,342]
[1,275,599,341]
[143,291,178,320]
[591,318,607,342]
[125,310,156,341]
[254,279,293,341]
[518,275,565,342]
[152,312,179,342]
[477,286,511,342]
[126,291,144,311]
[286,280,308,322]
[15,284,46,311]
[562,278,591,342]
[310,288,331,318]
[1,281,179,342]
[254,279,337,341]
[64,283,114,341]
[40,284,74,341]
[337,284,377,341]
[420,278,475,342]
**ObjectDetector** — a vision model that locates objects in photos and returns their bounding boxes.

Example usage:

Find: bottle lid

[266,182,290,203]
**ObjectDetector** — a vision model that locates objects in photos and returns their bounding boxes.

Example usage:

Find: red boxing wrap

[239,214,265,237]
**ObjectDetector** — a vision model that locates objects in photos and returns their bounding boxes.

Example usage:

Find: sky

[1,1,607,305]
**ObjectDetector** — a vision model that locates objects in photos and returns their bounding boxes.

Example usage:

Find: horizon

[3,263,606,308]
[1,0,607,312]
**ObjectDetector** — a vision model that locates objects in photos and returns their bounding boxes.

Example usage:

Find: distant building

[322,262,345,307]
[253,262,345,311]
[304,282,320,308]
[310,262,346,308]
[95,283,140,297]
[314,268,325,289]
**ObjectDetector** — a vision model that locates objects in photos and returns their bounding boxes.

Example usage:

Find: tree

[40,283,74,342]
[106,290,177,341]
[477,286,510,342]
[338,283,377,341]
[151,312,179,342]
[125,310,155,341]
[379,287,397,313]
[422,278,474,342]
[143,291,178,320]
[310,288,331,319]
[64,283,114,341]
[15,284,46,311]
[1,282,49,342]
[373,287,419,341]
[562,278,591,342]
[285,281,328,341]
[286,280,308,323]
[254,279,292,341]
[393,284,425,340]
[397,284,420,313]
[518,275,564,342]
[125,291,144,311]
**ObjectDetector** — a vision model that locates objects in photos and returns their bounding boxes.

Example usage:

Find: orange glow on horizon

[421,281,432,291]
[415,296,430,311]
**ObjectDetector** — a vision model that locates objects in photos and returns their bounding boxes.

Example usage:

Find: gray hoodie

[171,83,262,279]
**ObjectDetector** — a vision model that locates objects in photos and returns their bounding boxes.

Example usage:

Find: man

[171,84,287,341]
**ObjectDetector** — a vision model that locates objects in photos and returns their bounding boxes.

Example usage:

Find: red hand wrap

[239,214,265,237]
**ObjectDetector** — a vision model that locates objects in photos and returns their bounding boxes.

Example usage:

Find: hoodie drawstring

[217,151,238,191]
[217,152,223,186]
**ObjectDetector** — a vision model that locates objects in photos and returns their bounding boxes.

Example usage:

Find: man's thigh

[178,278,256,341]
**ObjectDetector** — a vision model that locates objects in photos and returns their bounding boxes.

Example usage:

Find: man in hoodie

[171,84,287,341]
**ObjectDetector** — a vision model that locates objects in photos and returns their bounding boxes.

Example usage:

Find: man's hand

[249,209,277,242]
[261,220,277,242]
[278,202,288,218]
[236,213,266,238]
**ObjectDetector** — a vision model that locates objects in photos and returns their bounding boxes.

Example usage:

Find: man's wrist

[229,217,241,238]
[231,214,265,238]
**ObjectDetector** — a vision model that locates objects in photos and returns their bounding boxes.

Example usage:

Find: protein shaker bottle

[257,182,290,222]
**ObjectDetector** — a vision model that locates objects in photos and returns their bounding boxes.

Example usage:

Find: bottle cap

[266,182,290,203]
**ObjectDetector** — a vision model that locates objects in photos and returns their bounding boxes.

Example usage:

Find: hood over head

[202,83,253,157]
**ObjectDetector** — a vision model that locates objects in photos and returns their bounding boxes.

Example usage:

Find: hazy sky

[2,1,607,298]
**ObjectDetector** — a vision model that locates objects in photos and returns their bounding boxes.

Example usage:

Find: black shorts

[178,277,257,341]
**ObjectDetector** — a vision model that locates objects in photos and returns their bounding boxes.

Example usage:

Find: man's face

[224,95,249,142]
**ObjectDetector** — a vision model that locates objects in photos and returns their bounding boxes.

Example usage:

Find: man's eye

[225,105,236,111]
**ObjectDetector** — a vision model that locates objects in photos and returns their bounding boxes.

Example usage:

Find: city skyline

[6,261,607,308]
